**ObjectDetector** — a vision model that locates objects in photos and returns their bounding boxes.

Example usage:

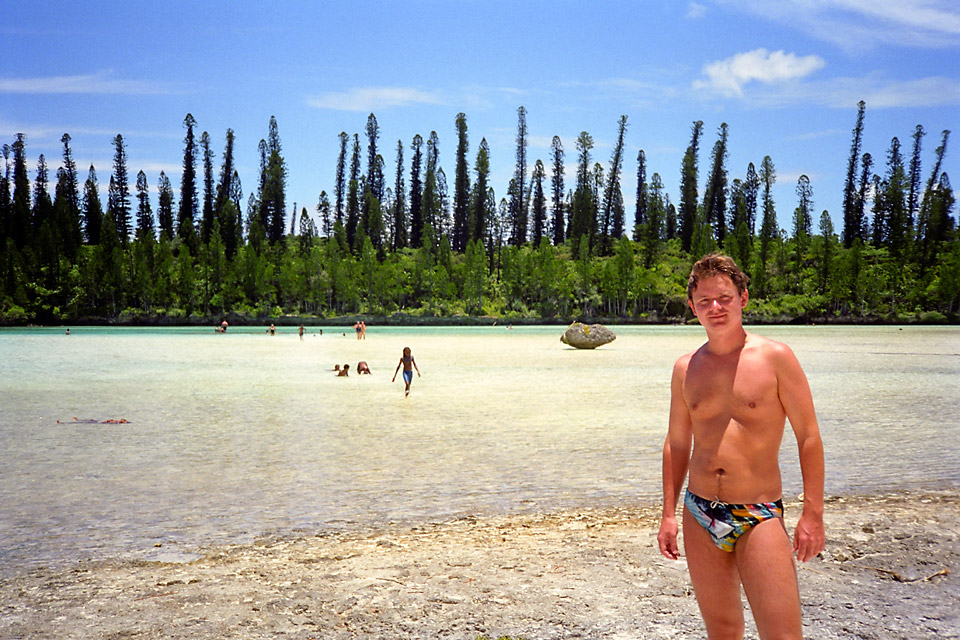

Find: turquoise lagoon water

[1,324,958,576]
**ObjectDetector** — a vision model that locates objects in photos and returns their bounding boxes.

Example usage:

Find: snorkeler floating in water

[57,417,130,424]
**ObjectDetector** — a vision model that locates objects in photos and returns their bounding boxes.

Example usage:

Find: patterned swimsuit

[684,489,784,552]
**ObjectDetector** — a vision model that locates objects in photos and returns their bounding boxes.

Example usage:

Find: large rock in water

[560,322,616,349]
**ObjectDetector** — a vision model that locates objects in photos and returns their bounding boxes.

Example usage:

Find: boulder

[560,322,616,349]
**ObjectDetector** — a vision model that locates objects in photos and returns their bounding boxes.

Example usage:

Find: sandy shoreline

[2,490,957,639]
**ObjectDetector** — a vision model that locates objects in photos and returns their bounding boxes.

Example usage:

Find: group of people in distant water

[334,361,371,376]
[334,347,420,396]
[209,318,421,396]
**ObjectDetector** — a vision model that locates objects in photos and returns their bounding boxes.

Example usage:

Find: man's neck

[704,325,748,356]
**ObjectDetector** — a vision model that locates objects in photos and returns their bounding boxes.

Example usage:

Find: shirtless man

[658,254,825,640]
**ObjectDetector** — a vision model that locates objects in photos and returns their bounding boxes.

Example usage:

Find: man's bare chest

[683,358,780,421]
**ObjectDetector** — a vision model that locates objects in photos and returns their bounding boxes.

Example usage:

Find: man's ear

[741,288,749,308]
[687,298,697,316]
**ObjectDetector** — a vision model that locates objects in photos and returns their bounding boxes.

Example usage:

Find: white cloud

[695,49,826,97]
[714,0,960,49]
[686,2,708,19]
[0,71,177,95]
[308,86,443,112]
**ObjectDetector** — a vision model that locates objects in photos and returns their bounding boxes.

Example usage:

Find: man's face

[687,274,748,328]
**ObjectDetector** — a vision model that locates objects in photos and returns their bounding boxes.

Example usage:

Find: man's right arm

[658,356,693,560]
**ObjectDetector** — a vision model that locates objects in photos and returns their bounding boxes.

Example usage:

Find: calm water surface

[1,325,958,576]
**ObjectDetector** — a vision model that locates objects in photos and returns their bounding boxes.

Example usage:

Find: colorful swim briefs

[684,489,784,552]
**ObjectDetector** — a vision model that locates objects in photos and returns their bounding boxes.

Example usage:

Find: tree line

[0,102,956,325]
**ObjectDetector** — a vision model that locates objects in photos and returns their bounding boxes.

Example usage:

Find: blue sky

[2,0,958,237]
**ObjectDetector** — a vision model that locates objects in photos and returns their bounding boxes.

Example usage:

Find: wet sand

[1,491,957,639]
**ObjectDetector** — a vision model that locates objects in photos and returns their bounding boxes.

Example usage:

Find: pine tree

[642,172,665,267]
[793,175,813,287]
[757,155,777,296]
[842,101,866,247]
[678,120,704,252]
[262,116,287,243]
[550,136,565,246]
[569,131,595,256]
[10,134,30,249]
[470,138,491,245]
[882,137,909,259]
[392,140,406,250]
[409,134,424,249]
[907,124,925,231]
[856,152,873,242]
[511,106,528,246]
[743,162,759,233]
[917,129,952,272]
[346,133,361,249]
[365,114,381,200]
[82,165,103,245]
[335,132,348,224]
[634,149,647,242]
[200,131,215,243]
[215,129,239,258]
[57,134,82,256]
[178,114,199,245]
[531,159,547,243]
[135,170,155,240]
[317,190,332,238]
[452,112,470,252]
[818,210,835,296]
[157,171,175,240]
[110,134,131,243]
[600,115,628,253]
[703,123,729,244]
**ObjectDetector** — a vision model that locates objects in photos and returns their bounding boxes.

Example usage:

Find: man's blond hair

[687,253,750,301]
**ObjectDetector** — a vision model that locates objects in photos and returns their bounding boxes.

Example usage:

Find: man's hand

[658,516,681,560]
[793,512,825,562]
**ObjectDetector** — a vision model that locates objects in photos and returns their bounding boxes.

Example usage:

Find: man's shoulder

[744,332,800,368]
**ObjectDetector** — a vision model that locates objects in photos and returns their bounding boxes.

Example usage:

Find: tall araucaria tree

[600,114,628,253]
[111,134,131,243]
[842,100,866,247]
[634,149,647,242]
[452,112,471,252]
[551,136,565,246]
[511,106,529,246]
[178,114,199,246]
[678,120,704,253]
[703,122,729,244]
[409,134,424,249]
[392,139,406,250]
[200,130,215,243]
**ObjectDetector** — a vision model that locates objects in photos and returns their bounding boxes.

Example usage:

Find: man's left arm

[774,342,826,562]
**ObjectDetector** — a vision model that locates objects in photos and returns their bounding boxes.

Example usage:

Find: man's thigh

[682,507,745,638]
[735,518,803,639]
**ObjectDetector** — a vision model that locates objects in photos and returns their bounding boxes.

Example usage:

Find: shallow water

[1,324,958,575]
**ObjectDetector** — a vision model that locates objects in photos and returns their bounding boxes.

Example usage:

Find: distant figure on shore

[360,321,367,339]
[354,321,362,340]
[65,328,70,335]
[221,320,228,333]
[392,347,421,397]
[657,253,824,640]
[357,361,372,375]
[299,324,304,341]
[337,364,350,377]
[269,323,276,336]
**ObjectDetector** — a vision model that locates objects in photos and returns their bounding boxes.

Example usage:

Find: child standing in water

[392,347,421,396]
